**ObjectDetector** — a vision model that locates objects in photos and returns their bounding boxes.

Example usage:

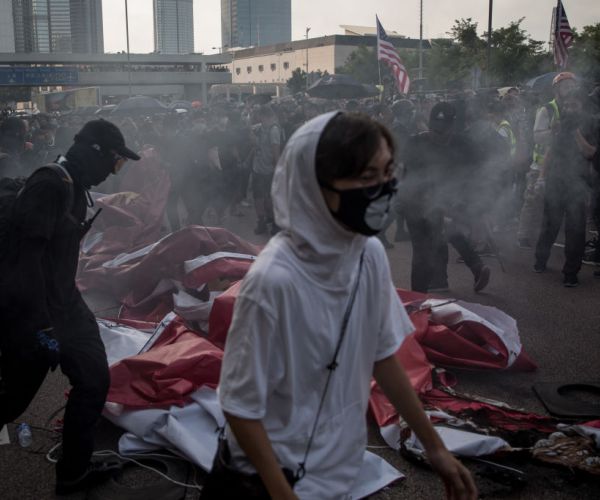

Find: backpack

[0,163,74,263]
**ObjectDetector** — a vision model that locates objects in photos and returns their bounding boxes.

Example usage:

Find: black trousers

[0,297,109,480]
[534,187,587,276]
[406,209,482,293]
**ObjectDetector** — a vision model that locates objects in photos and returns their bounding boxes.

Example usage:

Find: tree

[336,45,380,84]
[286,68,307,94]
[485,18,551,86]
[570,23,600,81]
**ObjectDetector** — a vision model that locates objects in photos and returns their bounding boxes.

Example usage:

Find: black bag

[200,435,298,499]
[0,162,74,263]
[201,252,366,498]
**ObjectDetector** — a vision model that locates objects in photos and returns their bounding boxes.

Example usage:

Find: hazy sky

[102,0,600,54]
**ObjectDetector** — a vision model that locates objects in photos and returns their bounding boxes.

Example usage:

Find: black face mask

[321,178,398,236]
[561,111,581,129]
[65,142,117,189]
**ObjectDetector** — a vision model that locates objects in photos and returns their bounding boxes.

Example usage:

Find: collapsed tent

[84,155,598,498]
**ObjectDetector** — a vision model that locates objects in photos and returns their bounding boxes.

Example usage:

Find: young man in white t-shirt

[210,112,477,499]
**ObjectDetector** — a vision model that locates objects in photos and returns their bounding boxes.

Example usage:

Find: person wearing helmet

[533,88,598,287]
[0,119,140,495]
[517,71,577,247]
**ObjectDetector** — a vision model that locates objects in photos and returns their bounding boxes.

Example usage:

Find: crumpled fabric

[107,315,223,409]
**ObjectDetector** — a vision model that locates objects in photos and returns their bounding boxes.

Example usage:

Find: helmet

[552,72,576,86]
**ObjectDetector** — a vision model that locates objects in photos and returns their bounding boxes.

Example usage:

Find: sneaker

[473,265,491,292]
[533,263,547,273]
[563,274,579,288]
[56,460,122,496]
[517,238,532,249]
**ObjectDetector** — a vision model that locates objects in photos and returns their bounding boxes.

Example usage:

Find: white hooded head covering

[271,111,367,287]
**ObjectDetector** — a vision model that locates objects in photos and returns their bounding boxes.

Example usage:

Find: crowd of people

[2,71,598,291]
[0,72,598,498]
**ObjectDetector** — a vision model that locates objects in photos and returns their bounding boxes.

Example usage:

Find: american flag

[554,0,574,69]
[376,16,410,95]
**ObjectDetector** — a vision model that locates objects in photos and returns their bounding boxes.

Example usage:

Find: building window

[283,62,290,70]
[259,65,264,72]
[235,68,241,75]
[271,63,276,71]
[246,66,252,73]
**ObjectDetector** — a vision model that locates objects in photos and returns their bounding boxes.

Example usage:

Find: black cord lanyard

[295,250,365,481]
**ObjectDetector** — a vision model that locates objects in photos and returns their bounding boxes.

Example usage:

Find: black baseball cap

[429,102,456,124]
[74,119,140,160]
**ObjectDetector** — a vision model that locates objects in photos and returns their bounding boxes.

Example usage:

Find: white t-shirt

[219,236,413,499]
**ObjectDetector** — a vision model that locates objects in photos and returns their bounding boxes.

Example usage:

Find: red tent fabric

[107,316,223,408]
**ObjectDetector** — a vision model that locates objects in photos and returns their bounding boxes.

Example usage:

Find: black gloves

[35,329,60,371]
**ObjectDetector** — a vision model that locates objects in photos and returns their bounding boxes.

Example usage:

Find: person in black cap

[0,119,139,495]
[402,101,491,293]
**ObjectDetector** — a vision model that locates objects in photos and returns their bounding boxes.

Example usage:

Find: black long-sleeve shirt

[6,165,87,332]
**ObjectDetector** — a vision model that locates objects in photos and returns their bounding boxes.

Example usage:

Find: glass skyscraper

[70,0,103,53]
[221,0,292,49]
[153,0,194,54]
[12,0,103,53]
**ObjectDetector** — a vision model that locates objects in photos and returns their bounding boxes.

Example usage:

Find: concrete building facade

[153,0,194,55]
[230,35,430,85]
[221,0,291,49]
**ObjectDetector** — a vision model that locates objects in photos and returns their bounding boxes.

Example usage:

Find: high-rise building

[11,0,103,53]
[0,2,16,52]
[221,0,291,49]
[153,0,194,54]
[70,0,104,53]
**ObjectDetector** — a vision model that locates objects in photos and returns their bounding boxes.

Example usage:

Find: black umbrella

[95,104,117,117]
[307,74,379,99]
[525,72,560,93]
[111,95,169,115]
[73,105,101,116]
[169,100,193,111]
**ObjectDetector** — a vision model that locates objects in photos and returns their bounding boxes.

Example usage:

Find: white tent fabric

[104,387,403,498]
[100,322,404,497]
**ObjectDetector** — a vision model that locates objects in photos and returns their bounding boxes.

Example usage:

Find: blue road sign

[0,67,79,86]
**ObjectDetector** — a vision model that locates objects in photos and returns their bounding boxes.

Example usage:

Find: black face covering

[321,178,398,236]
[65,142,117,189]
[560,111,581,130]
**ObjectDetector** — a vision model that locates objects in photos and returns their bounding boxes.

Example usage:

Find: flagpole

[376,16,383,100]
[486,0,493,87]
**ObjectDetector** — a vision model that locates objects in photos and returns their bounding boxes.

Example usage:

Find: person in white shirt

[209,112,477,500]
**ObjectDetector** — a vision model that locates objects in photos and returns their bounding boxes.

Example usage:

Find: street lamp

[305,27,311,90]
[418,0,423,81]
[125,0,132,96]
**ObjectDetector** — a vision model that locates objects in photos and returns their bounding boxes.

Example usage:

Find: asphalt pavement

[1,208,599,499]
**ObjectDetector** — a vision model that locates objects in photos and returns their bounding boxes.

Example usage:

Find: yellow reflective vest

[533,99,560,164]
[497,119,517,157]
